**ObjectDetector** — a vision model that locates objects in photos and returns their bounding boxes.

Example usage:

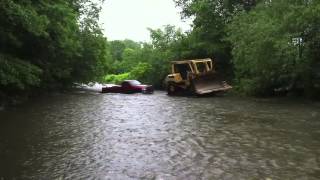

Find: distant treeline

[1,0,320,103]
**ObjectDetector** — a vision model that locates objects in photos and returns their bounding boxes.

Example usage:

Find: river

[0,89,320,179]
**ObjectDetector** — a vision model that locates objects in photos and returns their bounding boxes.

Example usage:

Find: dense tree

[0,0,109,102]
[109,40,126,61]
[173,0,261,76]
[227,0,320,97]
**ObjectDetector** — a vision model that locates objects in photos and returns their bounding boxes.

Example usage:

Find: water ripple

[0,91,319,179]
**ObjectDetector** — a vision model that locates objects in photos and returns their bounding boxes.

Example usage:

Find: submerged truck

[164,58,232,95]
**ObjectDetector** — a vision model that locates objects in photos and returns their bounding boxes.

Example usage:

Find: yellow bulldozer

[164,58,232,95]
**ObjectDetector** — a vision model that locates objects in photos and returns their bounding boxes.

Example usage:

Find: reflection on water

[0,91,320,179]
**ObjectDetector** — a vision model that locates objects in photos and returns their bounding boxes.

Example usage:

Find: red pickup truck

[101,80,154,94]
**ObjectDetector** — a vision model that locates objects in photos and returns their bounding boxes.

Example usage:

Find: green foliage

[129,62,152,82]
[0,0,109,97]
[0,54,42,90]
[108,40,143,73]
[172,0,262,77]
[227,0,320,97]
[104,26,188,88]
[72,30,109,83]
[104,63,152,84]
[109,40,126,61]
[104,73,130,84]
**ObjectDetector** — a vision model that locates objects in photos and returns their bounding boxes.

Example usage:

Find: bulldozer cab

[171,58,214,80]
[172,63,192,80]
[190,59,213,74]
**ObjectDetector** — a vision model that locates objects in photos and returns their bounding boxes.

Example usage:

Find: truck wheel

[167,84,176,95]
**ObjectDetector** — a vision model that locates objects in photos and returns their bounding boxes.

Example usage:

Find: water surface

[0,91,320,179]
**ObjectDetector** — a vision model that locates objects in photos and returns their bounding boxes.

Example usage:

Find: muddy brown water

[0,90,320,179]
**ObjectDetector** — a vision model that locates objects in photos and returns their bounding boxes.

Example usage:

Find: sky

[99,0,192,42]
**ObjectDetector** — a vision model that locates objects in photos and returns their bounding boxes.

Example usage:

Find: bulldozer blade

[191,73,232,95]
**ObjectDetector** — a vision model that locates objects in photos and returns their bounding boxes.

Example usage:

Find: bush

[103,73,130,84]
[0,54,42,90]
[227,1,320,97]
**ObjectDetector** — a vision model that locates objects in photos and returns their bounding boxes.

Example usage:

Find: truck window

[121,81,130,87]
[129,80,141,86]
